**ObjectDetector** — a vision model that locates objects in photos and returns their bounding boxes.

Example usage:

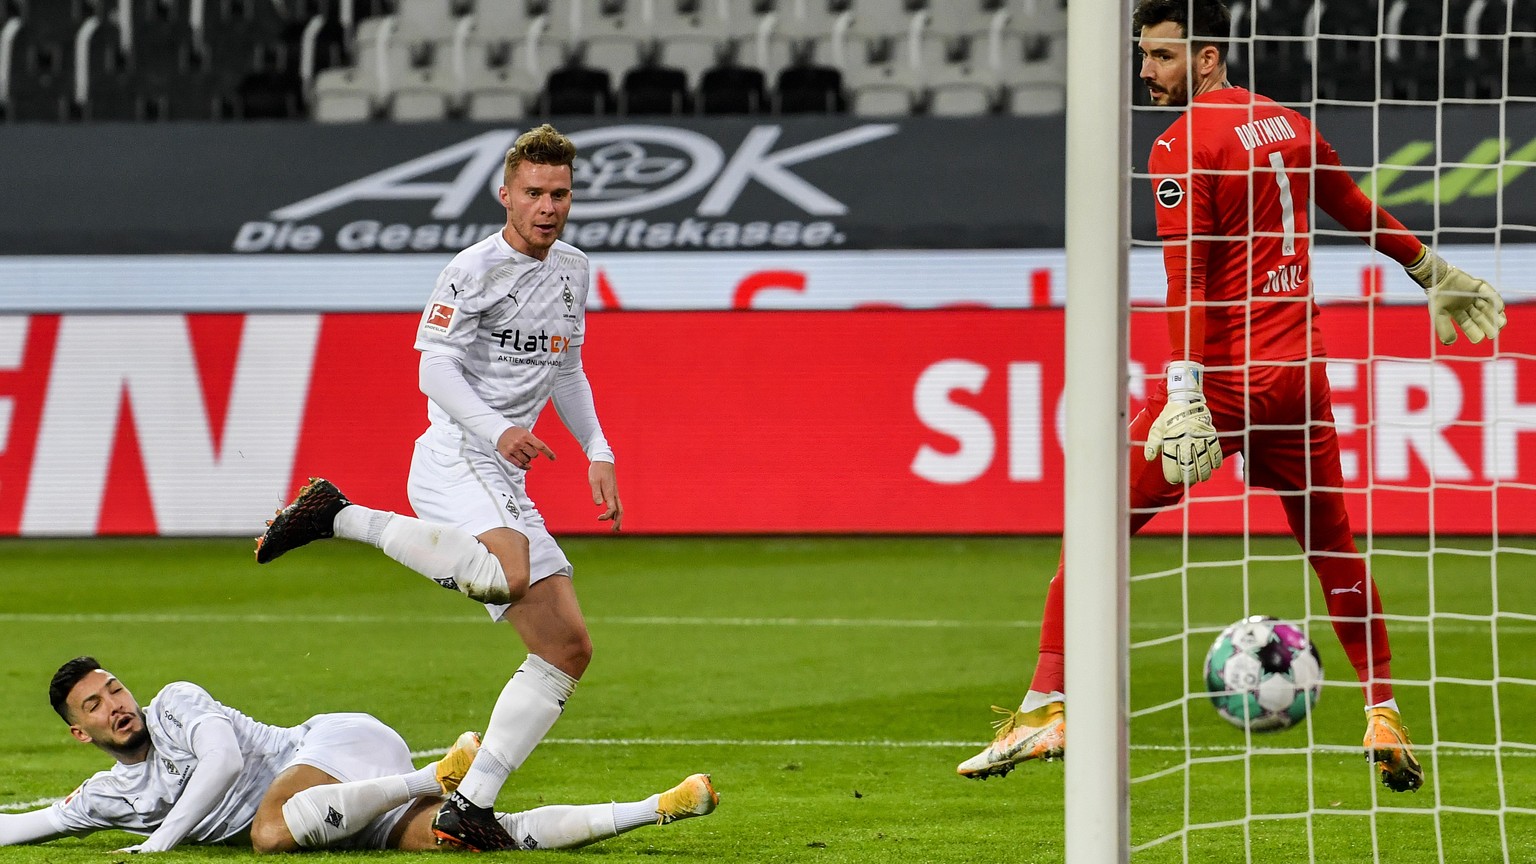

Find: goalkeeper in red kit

[958,0,1506,791]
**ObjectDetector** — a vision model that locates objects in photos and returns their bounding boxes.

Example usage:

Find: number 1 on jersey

[1268,150,1297,256]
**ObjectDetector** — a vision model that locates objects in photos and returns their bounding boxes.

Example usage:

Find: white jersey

[414,231,590,457]
[45,683,302,843]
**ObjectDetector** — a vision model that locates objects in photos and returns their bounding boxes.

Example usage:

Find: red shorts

[1130,360,1343,507]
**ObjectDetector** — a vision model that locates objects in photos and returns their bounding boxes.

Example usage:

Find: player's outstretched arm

[1312,138,1508,345]
[1144,361,1223,485]
[133,720,244,852]
[1404,246,1509,345]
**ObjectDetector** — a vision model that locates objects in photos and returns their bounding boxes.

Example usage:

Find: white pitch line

[5,738,1531,813]
[591,616,1030,629]
[0,612,1037,629]
[1,612,1530,635]
[0,796,66,811]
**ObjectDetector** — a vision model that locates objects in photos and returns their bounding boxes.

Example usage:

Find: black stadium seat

[541,60,613,115]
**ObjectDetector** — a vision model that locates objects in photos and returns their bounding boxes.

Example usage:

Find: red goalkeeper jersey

[1147,87,1421,368]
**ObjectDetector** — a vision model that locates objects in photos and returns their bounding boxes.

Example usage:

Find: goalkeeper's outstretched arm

[1314,137,1508,345]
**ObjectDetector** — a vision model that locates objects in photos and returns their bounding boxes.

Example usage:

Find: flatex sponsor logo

[233,124,897,253]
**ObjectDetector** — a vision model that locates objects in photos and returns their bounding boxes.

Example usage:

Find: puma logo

[1330,581,1363,596]
[1156,137,1176,151]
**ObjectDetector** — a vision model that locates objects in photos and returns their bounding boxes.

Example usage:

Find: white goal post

[1062,0,1131,863]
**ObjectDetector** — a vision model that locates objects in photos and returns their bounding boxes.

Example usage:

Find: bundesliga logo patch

[424,302,457,334]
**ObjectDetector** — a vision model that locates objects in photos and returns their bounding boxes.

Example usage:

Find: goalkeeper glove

[1405,246,1507,345]
[1144,361,1223,485]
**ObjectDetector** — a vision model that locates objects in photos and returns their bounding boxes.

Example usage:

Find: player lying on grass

[959,0,1507,793]
[0,657,718,853]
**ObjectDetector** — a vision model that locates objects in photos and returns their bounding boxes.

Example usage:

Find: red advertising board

[0,308,1530,536]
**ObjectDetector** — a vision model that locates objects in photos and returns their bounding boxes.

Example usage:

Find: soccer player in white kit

[252,124,691,851]
[0,658,717,852]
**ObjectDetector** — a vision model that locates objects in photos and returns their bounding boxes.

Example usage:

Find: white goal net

[1104,1,1536,862]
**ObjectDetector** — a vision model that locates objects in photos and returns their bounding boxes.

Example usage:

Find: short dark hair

[1133,0,1231,62]
[50,656,103,722]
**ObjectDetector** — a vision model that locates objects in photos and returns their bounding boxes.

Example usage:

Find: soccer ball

[1203,615,1323,732]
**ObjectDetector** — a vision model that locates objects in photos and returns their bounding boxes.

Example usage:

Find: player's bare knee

[555,632,594,678]
[501,568,531,604]
[249,819,298,855]
[481,532,532,604]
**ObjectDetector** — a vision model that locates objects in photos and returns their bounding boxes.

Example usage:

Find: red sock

[1282,493,1394,706]
[1031,559,1066,695]
[1030,445,1176,699]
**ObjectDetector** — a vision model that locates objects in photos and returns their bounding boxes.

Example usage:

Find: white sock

[403,764,443,797]
[1366,698,1401,714]
[281,776,412,849]
[612,795,662,832]
[334,507,510,603]
[496,803,620,850]
[332,504,392,546]
[1019,690,1065,713]
[455,655,578,807]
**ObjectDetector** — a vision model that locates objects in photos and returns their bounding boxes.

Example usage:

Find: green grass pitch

[1,536,1532,862]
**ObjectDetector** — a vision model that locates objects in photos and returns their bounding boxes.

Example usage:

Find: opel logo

[1156,177,1185,208]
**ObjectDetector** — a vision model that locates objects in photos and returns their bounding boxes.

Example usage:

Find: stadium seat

[912,4,1005,117]
[1507,0,1536,99]
[923,0,1005,43]
[74,16,137,120]
[995,24,1062,115]
[294,9,350,100]
[619,44,691,113]
[394,0,457,42]
[1315,3,1378,102]
[924,46,1000,116]
[10,0,84,44]
[461,50,534,119]
[384,0,462,105]
[311,67,375,119]
[124,0,218,118]
[236,64,303,117]
[461,0,540,90]
[1241,0,1314,105]
[522,0,576,80]
[755,0,847,80]
[1454,0,1509,99]
[390,64,456,119]
[773,43,845,113]
[841,33,921,116]
[539,58,613,114]
[843,0,914,42]
[648,0,733,86]
[697,43,768,113]
[193,0,290,73]
[568,0,648,83]
[1381,0,1440,101]
[308,13,391,120]
[5,29,74,121]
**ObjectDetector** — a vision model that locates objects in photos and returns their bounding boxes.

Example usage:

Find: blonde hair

[504,124,577,185]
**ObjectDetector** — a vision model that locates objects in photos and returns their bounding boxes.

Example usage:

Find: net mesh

[1122,0,1536,860]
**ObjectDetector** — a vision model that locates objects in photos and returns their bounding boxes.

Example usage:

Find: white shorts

[284,713,415,850]
[407,439,574,622]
